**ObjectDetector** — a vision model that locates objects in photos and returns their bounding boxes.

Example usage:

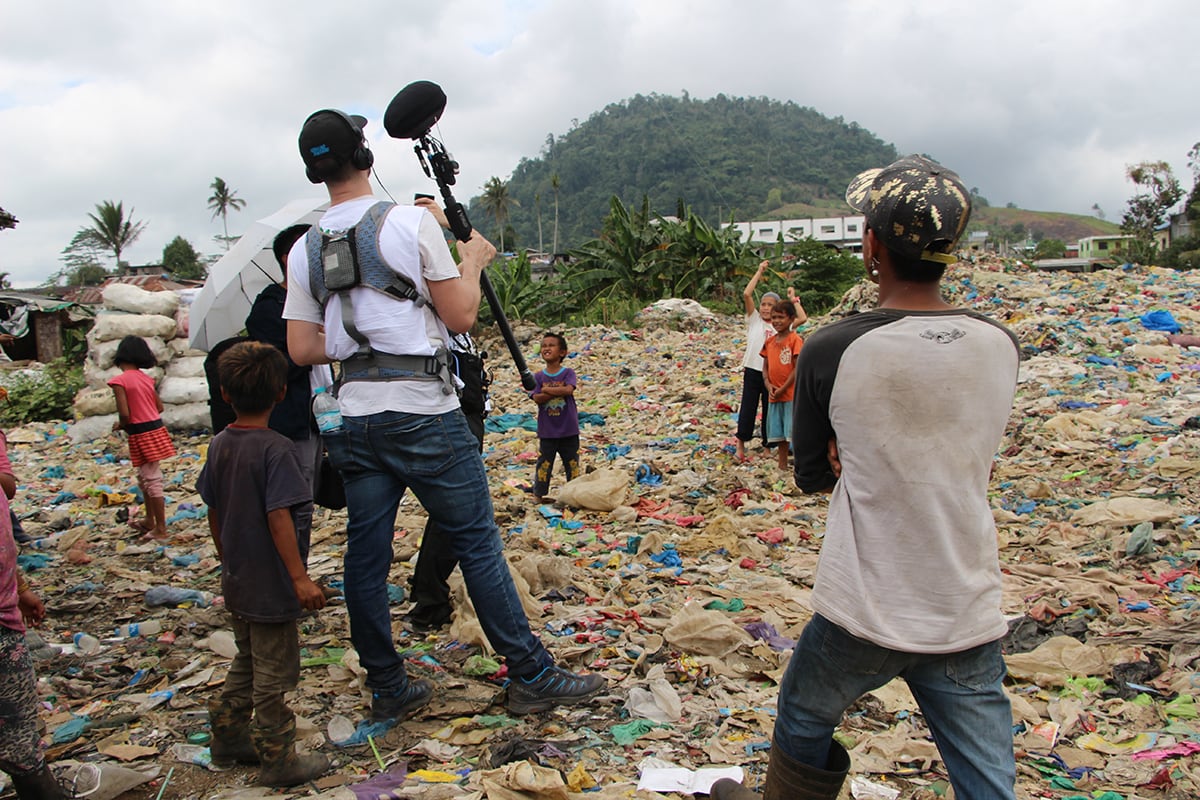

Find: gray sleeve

[792,314,892,493]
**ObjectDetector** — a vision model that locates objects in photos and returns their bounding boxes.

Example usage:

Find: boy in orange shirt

[760,300,803,470]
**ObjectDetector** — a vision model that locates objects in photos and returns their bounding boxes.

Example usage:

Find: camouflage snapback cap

[845,155,971,265]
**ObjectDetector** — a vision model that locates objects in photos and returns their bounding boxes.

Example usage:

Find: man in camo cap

[712,156,1019,800]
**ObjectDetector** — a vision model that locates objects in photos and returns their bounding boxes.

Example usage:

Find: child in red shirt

[760,301,804,470]
[108,336,176,539]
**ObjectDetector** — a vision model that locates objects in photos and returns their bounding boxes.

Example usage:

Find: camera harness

[304,200,454,396]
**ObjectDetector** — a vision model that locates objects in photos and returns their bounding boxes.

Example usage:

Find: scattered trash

[7,261,1200,797]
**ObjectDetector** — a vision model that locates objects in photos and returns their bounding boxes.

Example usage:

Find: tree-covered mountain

[472,92,900,253]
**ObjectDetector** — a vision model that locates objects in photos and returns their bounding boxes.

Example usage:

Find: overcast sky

[1,0,1194,287]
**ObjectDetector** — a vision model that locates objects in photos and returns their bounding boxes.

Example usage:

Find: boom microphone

[385,80,538,391]
[384,81,447,140]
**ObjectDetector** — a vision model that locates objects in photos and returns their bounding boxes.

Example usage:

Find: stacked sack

[70,284,211,442]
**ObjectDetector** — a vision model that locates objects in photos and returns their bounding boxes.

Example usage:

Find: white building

[723,215,866,253]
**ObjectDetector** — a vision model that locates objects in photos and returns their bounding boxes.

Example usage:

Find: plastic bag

[556,468,629,511]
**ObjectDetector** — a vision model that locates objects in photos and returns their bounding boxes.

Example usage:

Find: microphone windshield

[384,81,447,139]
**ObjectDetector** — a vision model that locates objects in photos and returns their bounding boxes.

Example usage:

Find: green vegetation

[163,235,205,280]
[478,177,520,252]
[208,177,246,252]
[1121,161,1183,265]
[59,229,111,286]
[1160,142,1200,270]
[1033,239,1067,260]
[83,200,147,269]
[0,359,85,425]
[487,195,864,327]
[967,207,1119,245]
[484,93,898,253]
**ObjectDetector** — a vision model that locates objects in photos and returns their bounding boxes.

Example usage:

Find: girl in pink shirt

[108,337,176,540]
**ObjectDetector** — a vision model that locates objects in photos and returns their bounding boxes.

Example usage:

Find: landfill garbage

[145,585,216,607]
[6,259,1200,797]
[112,619,163,638]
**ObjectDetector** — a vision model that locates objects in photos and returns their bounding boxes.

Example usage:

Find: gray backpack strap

[305,227,328,306]
[356,201,432,309]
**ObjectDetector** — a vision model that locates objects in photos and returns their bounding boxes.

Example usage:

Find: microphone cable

[372,167,398,204]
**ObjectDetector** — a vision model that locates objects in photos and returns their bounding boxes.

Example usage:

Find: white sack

[67,414,118,444]
[168,338,206,358]
[161,402,210,431]
[74,388,117,417]
[165,356,207,379]
[158,376,209,405]
[102,283,180,316]
[90,312,179,343]
[89,337,171,370]
[83,362,162,389]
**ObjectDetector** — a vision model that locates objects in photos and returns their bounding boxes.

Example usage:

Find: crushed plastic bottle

[73,632,101,655]
[144,587,215,608]
[113,619,163,639]
[204,630,238,658]
[136,689,174,713]
[170,743,216,771]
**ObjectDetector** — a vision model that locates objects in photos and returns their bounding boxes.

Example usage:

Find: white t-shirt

[741,312,771,371]
[282,196,463,417]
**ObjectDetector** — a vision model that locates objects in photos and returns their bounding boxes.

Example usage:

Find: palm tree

[207,177,246,250]
[479,177,519,253]
[84,200,148,269]
[534,192,544,254]
[550,173,561,255]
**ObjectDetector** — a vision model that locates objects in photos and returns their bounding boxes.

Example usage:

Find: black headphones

[303,109,375,183]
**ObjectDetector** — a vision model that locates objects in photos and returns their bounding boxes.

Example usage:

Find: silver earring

[869,256,880,277]
[870,269,879,277]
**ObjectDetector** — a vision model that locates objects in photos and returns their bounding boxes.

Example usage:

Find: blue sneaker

[370,679,433,722]
[507,665,605,715]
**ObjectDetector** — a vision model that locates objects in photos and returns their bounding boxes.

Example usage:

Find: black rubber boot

[710,739,850,800]
[10,764,68,799]
[207,700,260,767]
[251,718,330,788]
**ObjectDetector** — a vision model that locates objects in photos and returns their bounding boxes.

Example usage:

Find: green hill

[966,205,1121,244]
[475,92,899,252]
[470,92,1118,253]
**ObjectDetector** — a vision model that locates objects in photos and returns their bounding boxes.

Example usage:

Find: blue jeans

[774,614,1015,799]
[322,409,552,693]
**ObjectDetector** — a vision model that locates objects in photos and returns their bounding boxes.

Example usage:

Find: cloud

[0,0,1195,287]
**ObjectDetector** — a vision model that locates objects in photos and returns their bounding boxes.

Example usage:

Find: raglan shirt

[792,309,1020,653]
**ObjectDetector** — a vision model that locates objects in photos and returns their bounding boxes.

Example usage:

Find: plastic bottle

[73,632,101,655]
[144,587,215,608]
[312,387,344,434]
[205,630,238,658]
[113,619,163,639]
[27,532,65,550]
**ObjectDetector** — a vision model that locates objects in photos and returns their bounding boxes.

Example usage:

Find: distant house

[125,264,169,278]
[1155,222,1171,254]
[723,215,866,253]
[1077,234,1135,261]
[1149,213,1193,256]
[0,291,93,363]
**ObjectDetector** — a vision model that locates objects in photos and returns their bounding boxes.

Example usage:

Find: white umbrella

[188,198,328,351]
